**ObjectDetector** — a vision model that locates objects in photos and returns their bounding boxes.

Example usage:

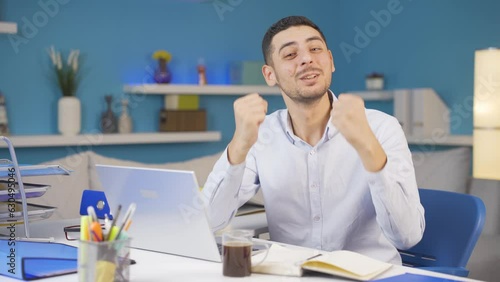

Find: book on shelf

[252,244,392,281]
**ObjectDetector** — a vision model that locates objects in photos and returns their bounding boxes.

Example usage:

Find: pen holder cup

[78,238,131,282]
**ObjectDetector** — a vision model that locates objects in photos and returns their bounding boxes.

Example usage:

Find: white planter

[366,77,384,90]
[58,96,81,136]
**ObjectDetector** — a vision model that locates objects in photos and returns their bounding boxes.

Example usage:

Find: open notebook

[252,244,392,281]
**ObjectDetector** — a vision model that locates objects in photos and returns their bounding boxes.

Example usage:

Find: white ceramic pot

[58,96,81,136]
[366,77,384,90]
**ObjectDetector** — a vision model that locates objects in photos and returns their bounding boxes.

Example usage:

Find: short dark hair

[262,16,327,65]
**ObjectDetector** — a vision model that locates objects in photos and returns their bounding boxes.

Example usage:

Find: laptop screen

[95,164,222,262]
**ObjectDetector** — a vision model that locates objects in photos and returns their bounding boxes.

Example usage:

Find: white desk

[4,214,483,281]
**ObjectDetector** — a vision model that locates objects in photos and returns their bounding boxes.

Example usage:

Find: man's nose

[300,52,313,66]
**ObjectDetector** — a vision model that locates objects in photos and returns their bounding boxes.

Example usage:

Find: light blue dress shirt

[202,92,425,264]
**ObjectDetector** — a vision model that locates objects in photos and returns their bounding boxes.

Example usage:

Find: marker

[90,221,103,242]
[107,226,120,241]
[80,215,90,241]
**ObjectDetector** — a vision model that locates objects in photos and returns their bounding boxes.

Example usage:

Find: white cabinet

[393,88,450,137]
[0,22,17,34]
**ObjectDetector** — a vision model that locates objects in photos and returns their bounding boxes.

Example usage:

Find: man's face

[263,25,335,104]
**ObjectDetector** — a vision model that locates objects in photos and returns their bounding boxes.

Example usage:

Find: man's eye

[311,47,322,52]
[285,53,296,58]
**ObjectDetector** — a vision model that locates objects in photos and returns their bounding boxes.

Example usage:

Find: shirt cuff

[215,147,247,176]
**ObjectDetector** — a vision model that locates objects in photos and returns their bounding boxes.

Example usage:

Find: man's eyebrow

[306,36,324,44]
[278,41,297,54]
[278,36,325,54]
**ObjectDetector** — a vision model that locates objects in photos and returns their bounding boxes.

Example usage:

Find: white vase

[58,96,81,136]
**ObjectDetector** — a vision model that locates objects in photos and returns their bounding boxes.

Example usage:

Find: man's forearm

[355,134,387,172]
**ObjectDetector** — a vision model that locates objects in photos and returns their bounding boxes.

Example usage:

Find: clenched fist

[331,94,387,172]
[330,94,372,148]
[228,93,268,164]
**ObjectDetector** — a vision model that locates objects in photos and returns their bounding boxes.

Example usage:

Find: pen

[106,204,122,241]
[87,206,98,223]
[122,204,136,230]
[306,254,323,261]
[87,206,99,240]
[104,213,110,229]
[115,203,136,241]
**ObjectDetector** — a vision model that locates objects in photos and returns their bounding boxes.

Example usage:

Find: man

[202,15,425,264]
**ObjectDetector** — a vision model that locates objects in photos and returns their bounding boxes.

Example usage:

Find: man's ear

[330,50,335,73]
[262,64,277,86]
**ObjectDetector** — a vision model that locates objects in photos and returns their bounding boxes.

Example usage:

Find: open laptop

[94,164,222,263]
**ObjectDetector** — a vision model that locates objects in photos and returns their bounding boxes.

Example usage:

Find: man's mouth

[300,73,319,80]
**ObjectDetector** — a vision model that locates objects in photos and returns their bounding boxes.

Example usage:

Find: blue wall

[0,0,499,164]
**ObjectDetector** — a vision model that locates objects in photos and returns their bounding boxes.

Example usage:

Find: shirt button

[313,216,321,222]
[310,150,316,155]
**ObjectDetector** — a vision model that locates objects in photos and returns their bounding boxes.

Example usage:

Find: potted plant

[47,46,83,135]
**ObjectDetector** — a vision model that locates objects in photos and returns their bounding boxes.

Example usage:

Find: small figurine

[197,58,207,85]
[118,99,133,134]
[101,95,118,133]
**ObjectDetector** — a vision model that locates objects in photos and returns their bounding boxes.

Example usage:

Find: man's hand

[331,94,387,172]
[228,93,268,165]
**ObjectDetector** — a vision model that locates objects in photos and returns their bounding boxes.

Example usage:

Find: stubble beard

[277,80,330,106]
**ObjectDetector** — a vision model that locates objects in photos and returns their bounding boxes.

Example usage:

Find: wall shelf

[349,90,394,101]
[0,22,17,34]
[0,132,222,148]
[406,135,472,146]
[123,84,399,101]
[0,132,470,148]
[124,84,281,95]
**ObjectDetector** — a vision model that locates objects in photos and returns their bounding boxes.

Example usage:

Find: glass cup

[78,238,131,282]
[222,229,269,277]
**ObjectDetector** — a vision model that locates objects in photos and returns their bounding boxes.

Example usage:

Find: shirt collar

[283,90,338,144]
[325,90,338,141]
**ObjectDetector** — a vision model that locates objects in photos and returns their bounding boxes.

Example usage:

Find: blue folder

[0,239,77,280]
[374,273,461,282]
